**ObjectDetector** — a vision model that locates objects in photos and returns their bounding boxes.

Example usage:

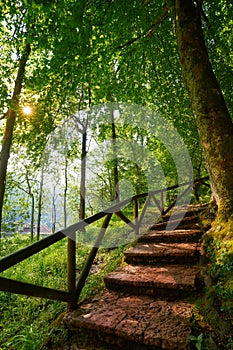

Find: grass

[0,234,125,350]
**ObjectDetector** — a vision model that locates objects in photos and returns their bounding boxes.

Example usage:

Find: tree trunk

[64,157,68,228]
[51,187,57,233]
[30,193,35,241]
[175,0,233,220]
[0,43,31,236]
[78,88,89,222]
[79,130,87,220]
[111,112,120,202]
[25,173,35,240]
[37,168,44,240]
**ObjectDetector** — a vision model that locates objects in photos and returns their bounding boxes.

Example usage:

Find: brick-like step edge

[124,243,201,265]
[104,264,200,299]
[64,290,194,350]
[104,265,200,300]
[150,216,199,231]
[138,229,202,244]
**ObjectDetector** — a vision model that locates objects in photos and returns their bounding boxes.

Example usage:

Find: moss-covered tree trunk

[175,0,233,220]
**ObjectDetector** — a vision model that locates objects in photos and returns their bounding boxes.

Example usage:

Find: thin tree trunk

[64,157,68,228]
[79,130,87,220]
[36,169,44,240]
[79,87,90,221]
[52,187,57,233]
[175,0,233,220]
[111,112,119,202]
[30,194,35,241]
[0,43,31,237]
[25,172,35,240]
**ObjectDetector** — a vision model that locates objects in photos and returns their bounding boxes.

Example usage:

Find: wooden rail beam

[0,231,65,273]
[67,233,76,309]
[73,214,112,306]
[115,211,136,230]
[0,277,71,303]
[0,176,209,305]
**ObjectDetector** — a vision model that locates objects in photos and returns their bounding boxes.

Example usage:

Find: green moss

[192,209,233,348]
[216,198,233,223]
[198,204,217,232]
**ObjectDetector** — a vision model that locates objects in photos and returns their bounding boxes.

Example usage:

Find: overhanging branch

[117,2,172,50]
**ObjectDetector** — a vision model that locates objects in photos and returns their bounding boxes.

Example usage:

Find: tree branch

[117,2,172,50]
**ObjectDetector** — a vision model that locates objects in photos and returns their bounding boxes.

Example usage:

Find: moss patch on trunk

[192,210,233,348]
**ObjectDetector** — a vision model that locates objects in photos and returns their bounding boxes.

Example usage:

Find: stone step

[64,290,194,350]
[138,229,202,244]
[161,207,203,222]
[124,242,201,265]
[157,204,208,222]
[104,264,200,299]
[162,203,207,220]
[161,211,197,223]
[150,215,199,231]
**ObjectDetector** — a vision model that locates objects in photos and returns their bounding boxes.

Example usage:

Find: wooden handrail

[0,231,65,273]
[0,176,209,305]
[0,210,108,273]
[0,276,71,302]
[73,213,112,306]
[0,177,209,273]
[163,183,193,215]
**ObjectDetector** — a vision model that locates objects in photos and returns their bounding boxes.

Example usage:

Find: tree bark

[0,43,31,236]
[51,187,57,233]
[111,112,120,202]
[64,157,68,228]
[25,172,35,240]
[175,0,233,220]
[78,87,89,222]
[30,193,35,241]
[37,167,44,240]
[79,130,87,220]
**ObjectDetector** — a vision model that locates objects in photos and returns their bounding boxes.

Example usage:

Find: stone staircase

[63,204,206,350]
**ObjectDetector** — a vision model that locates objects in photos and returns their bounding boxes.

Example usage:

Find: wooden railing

[0,177,209,308]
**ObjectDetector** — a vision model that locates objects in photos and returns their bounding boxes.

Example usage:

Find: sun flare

[22,105,32,115]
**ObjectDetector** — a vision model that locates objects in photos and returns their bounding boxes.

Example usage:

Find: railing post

[134,198,139,235]
[73,213,112,306]
[67,232,76,309]
[0,177,209,305]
